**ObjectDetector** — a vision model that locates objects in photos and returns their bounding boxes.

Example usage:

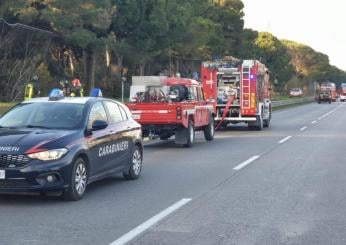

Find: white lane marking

[278,136,292,144]
[311,121,317,124]
[233,155,260,171]
[300,126,307,131]
[110,198,192,245]
[318,104,344,120]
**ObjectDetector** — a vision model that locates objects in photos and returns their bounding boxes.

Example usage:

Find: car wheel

[203,116,214,141]
[123,145,142,180]
[63,157,88,201]
[184,119,195,147]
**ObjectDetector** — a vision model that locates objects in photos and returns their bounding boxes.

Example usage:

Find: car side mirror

[91,120,108,131]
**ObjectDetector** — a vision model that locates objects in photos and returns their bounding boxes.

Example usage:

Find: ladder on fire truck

[242,66,251,109]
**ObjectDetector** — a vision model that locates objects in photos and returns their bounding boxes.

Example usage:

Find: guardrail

[272,97,314,108]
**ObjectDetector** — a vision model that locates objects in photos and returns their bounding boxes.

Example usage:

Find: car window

[88,102,108,128]
[118,104,128,121]
[104,101,124,124]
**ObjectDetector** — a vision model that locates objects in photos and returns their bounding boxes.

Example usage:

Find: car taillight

[176,106,182,119]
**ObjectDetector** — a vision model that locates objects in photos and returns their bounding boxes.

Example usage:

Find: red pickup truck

[126,76,215,147]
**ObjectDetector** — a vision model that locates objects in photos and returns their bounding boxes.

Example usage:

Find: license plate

[132,114,141,120]
[0,170,5,179]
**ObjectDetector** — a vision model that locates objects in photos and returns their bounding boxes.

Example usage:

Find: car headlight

[27,148,68,161]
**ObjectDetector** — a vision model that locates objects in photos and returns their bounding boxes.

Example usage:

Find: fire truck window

[169,85,188,102]
[188,87,198,101]
[143,87,166,102]
[197,87,205,101]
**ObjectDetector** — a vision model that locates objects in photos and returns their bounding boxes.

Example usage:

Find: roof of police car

[22,97,101,104]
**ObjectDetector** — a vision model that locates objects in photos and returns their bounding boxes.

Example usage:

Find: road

[1,102,346,245]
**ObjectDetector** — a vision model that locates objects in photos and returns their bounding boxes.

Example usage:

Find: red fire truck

[338,83,346,102]
[320,82,336,102]
[126,76,215,147]
[201,58,272,130]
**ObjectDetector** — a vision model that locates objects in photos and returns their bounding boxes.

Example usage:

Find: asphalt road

[0,102,345,245]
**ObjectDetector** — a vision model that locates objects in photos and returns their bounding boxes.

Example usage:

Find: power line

[0,18,54,36]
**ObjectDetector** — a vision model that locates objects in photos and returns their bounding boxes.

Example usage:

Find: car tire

[123,145,142,180]
[203,116,214,141]
[63,157,88,201]
[184,119,195,147]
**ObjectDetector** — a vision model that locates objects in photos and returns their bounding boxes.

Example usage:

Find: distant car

[0,91,143,200]
[318,90,332,104]
[289,88,303,97]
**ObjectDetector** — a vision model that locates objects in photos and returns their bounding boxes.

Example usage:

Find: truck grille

[0,154,31,168]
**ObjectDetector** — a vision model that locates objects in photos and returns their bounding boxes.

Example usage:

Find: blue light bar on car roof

[49,88,64,101]
[89,88,103,97]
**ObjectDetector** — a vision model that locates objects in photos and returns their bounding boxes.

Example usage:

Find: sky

[241,0,346,71]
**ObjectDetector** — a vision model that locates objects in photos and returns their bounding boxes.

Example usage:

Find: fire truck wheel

[249,115,263,130]
[263,118,270,128]
[184,119,195,147]
[257,115,264,130]
[203,116,215,141]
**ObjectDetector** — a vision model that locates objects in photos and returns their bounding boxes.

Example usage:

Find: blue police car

[0,90,143,200]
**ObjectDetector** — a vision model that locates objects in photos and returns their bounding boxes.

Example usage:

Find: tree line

[0,0,345,101]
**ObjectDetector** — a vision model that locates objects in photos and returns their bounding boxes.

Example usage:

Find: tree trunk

[85,48,96,93]
[139,63,145,76]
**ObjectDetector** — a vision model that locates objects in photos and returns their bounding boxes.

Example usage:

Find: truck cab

[318,90,332,104]
[126,76,215,147]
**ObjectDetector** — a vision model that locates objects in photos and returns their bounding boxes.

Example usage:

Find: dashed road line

[278,136,292,144]
[233,155,260,171]
[300,126,307,131]
[110,198,192,245]
[311,121,317,124]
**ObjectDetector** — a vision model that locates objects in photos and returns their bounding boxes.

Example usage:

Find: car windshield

[0,102,85,129]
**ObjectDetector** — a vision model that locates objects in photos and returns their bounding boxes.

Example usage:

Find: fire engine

[201,57,272,130]
[319,82,336,102]
[338,83,346,102]
[126,76,215,147]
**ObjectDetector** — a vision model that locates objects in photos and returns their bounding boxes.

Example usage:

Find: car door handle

[109,130,116,135]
